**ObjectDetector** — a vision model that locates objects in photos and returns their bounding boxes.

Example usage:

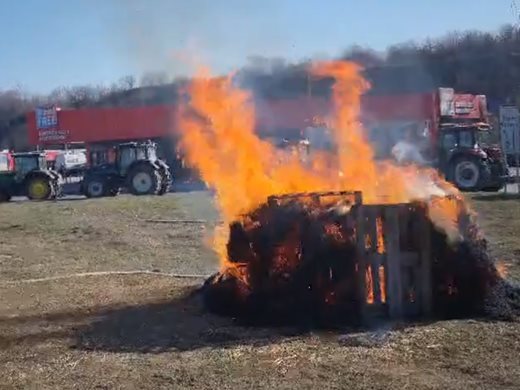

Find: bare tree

[118,75,136,90]
[139,71,169,87]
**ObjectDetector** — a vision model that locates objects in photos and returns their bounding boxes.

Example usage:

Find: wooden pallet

[355,202,433,322]
[265,190,435,322]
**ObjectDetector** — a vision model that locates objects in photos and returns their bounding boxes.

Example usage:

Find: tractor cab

[116,141,158,175]
[437,122,508,191]
[0,152,62,202]
[12,152,48,180]
[438,124,483,161]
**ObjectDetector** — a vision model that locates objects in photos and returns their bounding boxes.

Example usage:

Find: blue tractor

[80,141,172,198]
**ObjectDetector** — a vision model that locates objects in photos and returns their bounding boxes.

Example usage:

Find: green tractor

[81,141,172,198]
[0,152,63,202]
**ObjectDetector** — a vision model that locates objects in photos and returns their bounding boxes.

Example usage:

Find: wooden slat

[398,206,408,252]
[366,206,379,253]
[400,264,418,317]
[353,191,363,206]
[401,265,410,302]
[367,253,384,267]
[384,205,403,319]
[413,263,421,301]
[267,190,361,202]
[419,208,433,317]
[400,252,420,267]
[408,205,417,249]
[355,203,367,322]
[371,261,381,304]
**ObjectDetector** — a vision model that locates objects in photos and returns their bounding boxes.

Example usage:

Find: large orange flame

[496,260,509,278]
[177,61,464,267]
[177,68,330,262]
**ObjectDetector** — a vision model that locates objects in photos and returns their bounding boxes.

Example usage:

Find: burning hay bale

[204,193,361,326]
[202,192,520,327]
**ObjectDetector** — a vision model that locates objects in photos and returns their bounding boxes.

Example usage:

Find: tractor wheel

[127,164,161,195]
[55,181,64,198]
[49,179,62,200]
[158,169,172,195]
[83,177,107,198]
[450,157,482,191]
[54,174,64,198]
[26,176,52,201]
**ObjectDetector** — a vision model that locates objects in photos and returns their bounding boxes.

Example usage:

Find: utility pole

[511,51,520,193]
[504,0,519,192]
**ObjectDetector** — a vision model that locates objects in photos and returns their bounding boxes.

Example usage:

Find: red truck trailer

[26,88,509,191]
[24,95,437,160]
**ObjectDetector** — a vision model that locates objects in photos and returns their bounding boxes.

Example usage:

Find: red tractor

[305,88,509,191]
[406,88,508,191]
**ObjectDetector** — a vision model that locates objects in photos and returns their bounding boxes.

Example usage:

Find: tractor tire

[450,157,482,191]
[83,176,108,198]
[26,176,52,201]
[55,181,64,198]
[54,174,64,198]
[158,169,172,195]
[49,179,62,200]
[127,164,161,196]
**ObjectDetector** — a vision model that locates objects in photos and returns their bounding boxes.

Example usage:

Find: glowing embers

[365,265,387,305]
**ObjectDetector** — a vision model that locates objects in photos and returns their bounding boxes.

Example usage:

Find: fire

[496,260,509,278]
[271,224,302,275]
[366,265,374,304]
[324,223,345,242]
[309,62,375,192]
[177,60,467,271]
[376,217,385,254]
[379,265,386,303]
[177,68,331,264]
[428,195,465,242]
[365,265,387,304]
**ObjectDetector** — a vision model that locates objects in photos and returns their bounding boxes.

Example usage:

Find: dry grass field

[0,192,519,389]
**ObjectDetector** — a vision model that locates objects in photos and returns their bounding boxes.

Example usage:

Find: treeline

[0,73,186,149]
[1,24,520,150]
[240,24,520,101]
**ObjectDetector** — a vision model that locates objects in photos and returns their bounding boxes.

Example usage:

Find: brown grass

[470,193,520,281]
[0,192,519,389]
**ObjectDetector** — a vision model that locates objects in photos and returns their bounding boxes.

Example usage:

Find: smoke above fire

[177,60,462,265]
